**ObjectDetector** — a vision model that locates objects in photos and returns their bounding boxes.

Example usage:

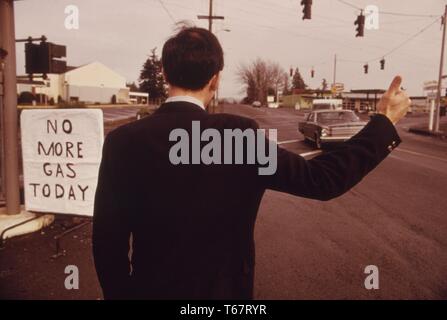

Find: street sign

[424,80,438,91]
[20,109,104,216]
[427,91,437,100]
[331,83,344,93]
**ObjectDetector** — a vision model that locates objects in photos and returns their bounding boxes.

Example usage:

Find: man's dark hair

[162,27,224,91]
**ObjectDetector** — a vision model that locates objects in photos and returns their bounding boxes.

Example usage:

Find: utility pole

[198,0,225,33]
[332,54,337,97]
[434,4,447,133]
[333,54,337,85]
[198,0,224,113]
[208,0,213,32]
[0,0,21,215]
[0,61,5,203]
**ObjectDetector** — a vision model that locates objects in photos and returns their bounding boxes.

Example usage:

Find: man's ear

[209,73,220,91]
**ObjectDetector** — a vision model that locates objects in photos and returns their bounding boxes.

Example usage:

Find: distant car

[252,101,261,108]
[136,106,157,120]
[312,99,343,111]
[298,110,367,149]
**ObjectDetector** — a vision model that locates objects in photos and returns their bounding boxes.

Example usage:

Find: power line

[156,0,439,70]
[336,0,438,18]
[379,11,439,18]
[367,16,441,62]
[336,0,361,11]
[158,0,176,23]
[338,17,441,64]
[226,11,437,65]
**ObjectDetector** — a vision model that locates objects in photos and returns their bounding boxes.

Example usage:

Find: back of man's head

[162,27,224,91]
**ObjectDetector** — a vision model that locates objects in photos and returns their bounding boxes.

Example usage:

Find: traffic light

[290,68,293,77]
[301,0,312,20]
[354,12,365,37]
[25,43,39,74]
[25,41,67,76]
[380,58,385,70]
[363,64,368,74]
[311,68,315,78]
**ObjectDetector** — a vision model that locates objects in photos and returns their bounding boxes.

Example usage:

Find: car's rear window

[313,104,333,110]
[317,112,359,123]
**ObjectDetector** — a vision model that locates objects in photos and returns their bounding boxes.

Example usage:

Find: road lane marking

[395,148,447,163]
[299,150,322,157]
[276,140,447,162]
[297,148,446,161]
[276,139,322,157]
[277,139,301,145]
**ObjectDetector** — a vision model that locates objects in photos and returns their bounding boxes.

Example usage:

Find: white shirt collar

[165,95,205,110]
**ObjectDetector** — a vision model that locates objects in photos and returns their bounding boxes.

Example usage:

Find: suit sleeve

[92,133,132,299]
[258,114,401,200]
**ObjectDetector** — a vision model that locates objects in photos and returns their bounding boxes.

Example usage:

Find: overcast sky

[14,0,446,98]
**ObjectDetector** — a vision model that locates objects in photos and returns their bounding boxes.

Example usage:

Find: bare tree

[268,62,287,100]
[237,58,287,104]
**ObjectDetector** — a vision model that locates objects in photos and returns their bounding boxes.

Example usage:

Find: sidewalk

[0,215,101,299]
[408,118,447,138]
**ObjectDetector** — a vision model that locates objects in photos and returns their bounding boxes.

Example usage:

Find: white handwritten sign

[21,109,104,216]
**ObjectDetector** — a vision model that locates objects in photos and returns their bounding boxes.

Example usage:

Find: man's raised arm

[261,76,410,200]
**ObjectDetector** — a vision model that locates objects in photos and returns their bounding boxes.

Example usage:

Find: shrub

[18,91,35,105]
[57,101,87,109]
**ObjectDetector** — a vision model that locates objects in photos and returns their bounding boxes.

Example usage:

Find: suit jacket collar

[155,101,208,114]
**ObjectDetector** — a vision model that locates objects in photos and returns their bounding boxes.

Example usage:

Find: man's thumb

[387,75,402,95]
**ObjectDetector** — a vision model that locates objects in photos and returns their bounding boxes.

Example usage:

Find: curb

[408,127,446,139]
[104,116,136,127]
[0,207,54,243]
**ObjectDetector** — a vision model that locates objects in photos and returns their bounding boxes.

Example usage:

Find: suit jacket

[92,101,401,299]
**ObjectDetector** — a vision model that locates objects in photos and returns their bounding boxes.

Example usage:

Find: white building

[18,61,147,104]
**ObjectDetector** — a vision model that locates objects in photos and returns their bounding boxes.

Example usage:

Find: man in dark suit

[92,27,410,299]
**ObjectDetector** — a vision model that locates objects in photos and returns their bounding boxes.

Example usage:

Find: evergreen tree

[291,67,307,90]
[139,48,167,100]
[126,82,140,92]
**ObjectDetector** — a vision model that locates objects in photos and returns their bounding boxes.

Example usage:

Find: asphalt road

[221,104,447,299]
[1,104,446,299]
[101,105,141,124]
